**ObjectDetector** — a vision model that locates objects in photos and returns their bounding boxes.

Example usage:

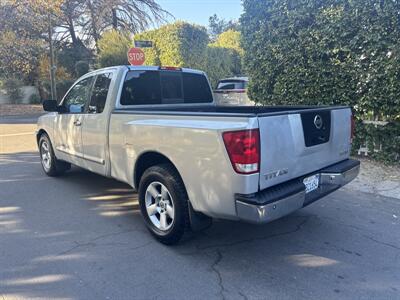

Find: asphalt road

[0,115,399,299]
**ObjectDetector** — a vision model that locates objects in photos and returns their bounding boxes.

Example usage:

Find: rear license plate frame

[303,174,320,193]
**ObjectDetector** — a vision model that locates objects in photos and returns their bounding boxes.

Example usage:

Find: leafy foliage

[0,0,169,80]
[209,29,243,82]
[208,14,240,40]
[135,22,242,86]
[353,121,400,163]
[97,30,132,67]
[75,61,90,77]
[40,79,75,102]
[3,78,23,104]
[205,46,240,88]
[28,93,42,104]
[212,30,243,55]
[0,0,62,78]
[135,22,209,69]
[56,0,170,51]
[241,0,400,163]
[56,44,93,76]
[38,55,73,82]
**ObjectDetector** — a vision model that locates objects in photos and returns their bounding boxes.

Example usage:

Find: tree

[0,0,170,80]
[59,0,171,51]
[107,0,171,32]
[135,22,242,86]
[209,30,243,77]
[75,61,90,77]
[208,14,239,40]
[241,0,400,116]
[212,30,243,55]
[241,0,400,163]
[56,0,85,47]
[0,0,63,78]
[97,30,132,67]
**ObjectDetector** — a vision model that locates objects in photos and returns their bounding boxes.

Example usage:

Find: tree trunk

[112,8,118,30]
[87,0,100,52]
[67,14,79,46]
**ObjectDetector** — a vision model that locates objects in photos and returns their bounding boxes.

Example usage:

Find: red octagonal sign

[127,47,145,66]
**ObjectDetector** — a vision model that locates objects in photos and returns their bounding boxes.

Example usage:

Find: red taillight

[351,114,355,143]
[222,129,260,174]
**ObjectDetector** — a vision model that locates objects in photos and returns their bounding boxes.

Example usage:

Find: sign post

[127,47,145,66]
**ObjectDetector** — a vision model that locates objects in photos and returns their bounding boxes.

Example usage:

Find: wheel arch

[134,151,185,191]
[134,150,212,233]
[36,129,49,145]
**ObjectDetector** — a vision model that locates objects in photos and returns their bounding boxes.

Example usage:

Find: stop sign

[127,47,145,65]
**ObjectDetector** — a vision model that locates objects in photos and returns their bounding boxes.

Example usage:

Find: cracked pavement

[0,116,399,299]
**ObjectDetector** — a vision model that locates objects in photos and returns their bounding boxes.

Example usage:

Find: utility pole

[48,14,57,101]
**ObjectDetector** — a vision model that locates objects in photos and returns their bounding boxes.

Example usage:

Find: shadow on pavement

[0,151,399,299]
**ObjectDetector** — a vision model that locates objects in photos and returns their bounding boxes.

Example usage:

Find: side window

[63,77,93,113]
[89,73,113,114]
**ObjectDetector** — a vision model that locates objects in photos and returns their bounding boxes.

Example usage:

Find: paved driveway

[0,116,399,299]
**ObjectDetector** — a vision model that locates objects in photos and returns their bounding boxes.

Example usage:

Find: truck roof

[84,65,206,76]
[127,65,205,75]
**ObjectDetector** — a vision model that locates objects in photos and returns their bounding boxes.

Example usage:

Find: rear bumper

[235,159,360,224]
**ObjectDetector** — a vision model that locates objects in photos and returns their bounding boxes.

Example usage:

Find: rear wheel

[39,134,70,176]
[138,164,189,245]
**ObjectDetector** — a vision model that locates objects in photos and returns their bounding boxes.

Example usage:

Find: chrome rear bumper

[235,159,360,224]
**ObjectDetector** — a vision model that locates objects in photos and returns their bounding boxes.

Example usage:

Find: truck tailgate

[258,107,352,190]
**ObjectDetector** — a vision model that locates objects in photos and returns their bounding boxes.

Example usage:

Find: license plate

[303,174,319,193]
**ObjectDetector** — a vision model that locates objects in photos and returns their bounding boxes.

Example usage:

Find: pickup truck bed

[114,104,344,115]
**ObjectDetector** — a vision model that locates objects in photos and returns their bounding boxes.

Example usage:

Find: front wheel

[138,164,189,245]
[39,134,70,176]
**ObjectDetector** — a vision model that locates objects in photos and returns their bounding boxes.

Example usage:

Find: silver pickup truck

[37,65,360,244]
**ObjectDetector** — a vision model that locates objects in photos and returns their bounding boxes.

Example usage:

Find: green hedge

[98,30,131,67]
[135,22,242,87]
[241,0,400,163]
[97,23,242,87]
[205,46,241,88]
[353,121,400,163]
[135,22,208,70]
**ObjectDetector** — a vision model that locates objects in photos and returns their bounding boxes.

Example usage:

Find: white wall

[0,86,39,104]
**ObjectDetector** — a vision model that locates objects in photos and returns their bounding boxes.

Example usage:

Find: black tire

[38,134,71,177]
[138,164,189,245]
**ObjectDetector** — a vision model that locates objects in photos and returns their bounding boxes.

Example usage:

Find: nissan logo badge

[314,115,323,129]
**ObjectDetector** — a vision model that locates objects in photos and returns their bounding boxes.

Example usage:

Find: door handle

[74,120,82,126]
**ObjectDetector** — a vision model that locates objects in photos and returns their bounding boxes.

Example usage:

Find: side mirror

[42,100,58,112]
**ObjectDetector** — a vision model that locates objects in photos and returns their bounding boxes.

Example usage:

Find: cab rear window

[120,70,213,105]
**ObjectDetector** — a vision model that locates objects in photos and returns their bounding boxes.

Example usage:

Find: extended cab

[37,66,360,244]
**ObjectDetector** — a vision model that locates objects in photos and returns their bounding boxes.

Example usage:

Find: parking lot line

[0,132,34,137]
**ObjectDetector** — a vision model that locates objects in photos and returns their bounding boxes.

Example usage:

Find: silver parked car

[214,77,254,106]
